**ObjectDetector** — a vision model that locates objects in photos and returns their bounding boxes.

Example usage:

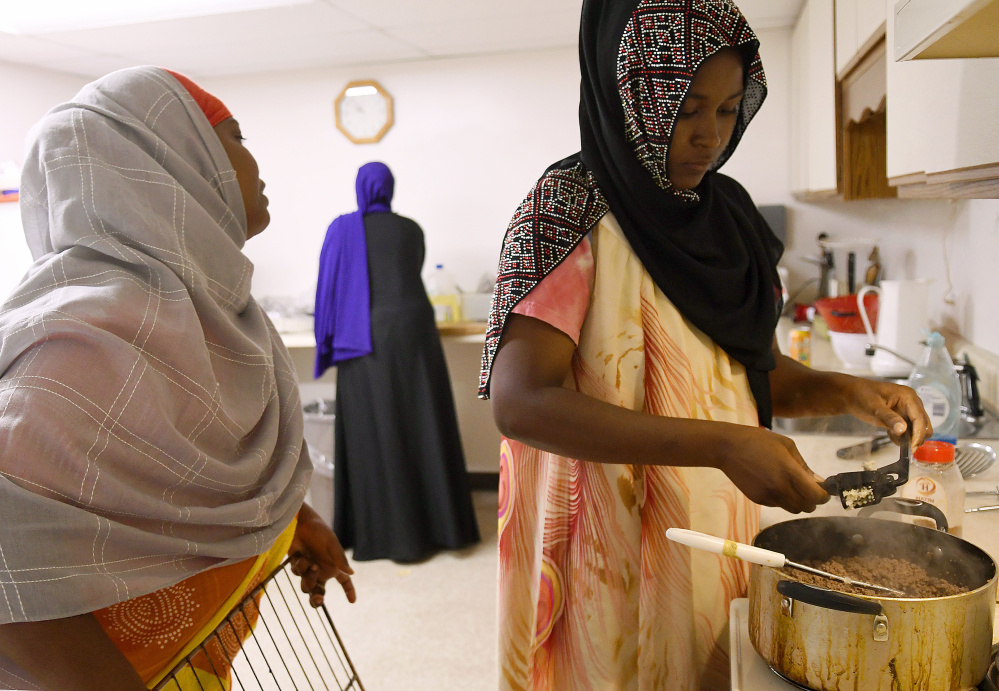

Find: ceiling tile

[41,2,367,54]
[143,29,425,78]
[0,33,101,65]
[393,12,580,57]
[0,0,804,78]
[328,0,583,28]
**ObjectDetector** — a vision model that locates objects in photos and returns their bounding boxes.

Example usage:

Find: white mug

[858,279,931,378]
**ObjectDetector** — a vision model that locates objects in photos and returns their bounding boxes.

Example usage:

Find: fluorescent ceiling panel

[0,0,315,35]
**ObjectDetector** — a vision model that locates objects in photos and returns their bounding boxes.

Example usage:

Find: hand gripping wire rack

[154,559,364,691]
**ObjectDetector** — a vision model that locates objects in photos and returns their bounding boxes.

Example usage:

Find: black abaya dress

[332,211,480,562]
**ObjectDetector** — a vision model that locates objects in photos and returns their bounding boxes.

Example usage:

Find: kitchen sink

[773,405,999,439]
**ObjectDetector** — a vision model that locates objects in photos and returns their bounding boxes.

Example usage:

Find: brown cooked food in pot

[782,555,968,597]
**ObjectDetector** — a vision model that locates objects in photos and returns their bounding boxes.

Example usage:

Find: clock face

[334,81,393,144]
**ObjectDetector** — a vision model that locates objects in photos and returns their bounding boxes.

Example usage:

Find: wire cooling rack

[154,559,363,691]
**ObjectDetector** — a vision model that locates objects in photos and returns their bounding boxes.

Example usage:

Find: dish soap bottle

[906,331,962,441]
[900,440,965,536]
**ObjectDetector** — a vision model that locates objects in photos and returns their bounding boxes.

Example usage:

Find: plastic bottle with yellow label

[900,440,965,537]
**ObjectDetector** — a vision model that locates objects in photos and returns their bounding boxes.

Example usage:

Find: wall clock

[333,79,393,145]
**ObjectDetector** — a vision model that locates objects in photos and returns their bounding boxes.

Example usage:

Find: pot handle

[776,580,883,616]
[857,497,949,532]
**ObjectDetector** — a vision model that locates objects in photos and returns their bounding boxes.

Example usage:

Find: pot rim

[753,516,998,600]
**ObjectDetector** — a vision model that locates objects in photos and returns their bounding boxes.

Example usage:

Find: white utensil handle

[665,528,786,568]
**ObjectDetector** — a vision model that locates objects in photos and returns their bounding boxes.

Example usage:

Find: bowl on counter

[813,293,879,335]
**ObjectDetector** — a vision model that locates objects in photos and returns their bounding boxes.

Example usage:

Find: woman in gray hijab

[0,67,354,690]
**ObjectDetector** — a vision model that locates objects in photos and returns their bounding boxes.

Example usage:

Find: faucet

[803,232,836,299]
[864,344,985,428]
[864,343,916,367]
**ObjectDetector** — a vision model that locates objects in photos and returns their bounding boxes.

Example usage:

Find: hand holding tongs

[821,431,911,510]
[665,528,905,596]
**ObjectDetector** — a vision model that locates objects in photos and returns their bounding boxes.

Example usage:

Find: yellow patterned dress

[94,517,297,690]
[499,212,761,690]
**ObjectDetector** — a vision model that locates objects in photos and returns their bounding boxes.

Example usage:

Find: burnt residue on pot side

[749,517,997,690]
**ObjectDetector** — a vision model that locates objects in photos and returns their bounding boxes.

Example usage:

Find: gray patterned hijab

[0,66,309,623]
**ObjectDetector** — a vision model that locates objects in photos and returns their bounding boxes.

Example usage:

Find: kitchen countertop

[771,326,999,565]
[277,320,487,349]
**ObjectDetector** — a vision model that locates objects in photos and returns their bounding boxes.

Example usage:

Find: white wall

[720,32,999,358]
[0,61,88,299]
[211,33,794,305]
[778,197,999,356]
[202,48,583,304]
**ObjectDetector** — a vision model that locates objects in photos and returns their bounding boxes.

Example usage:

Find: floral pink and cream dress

[497,211,761,690]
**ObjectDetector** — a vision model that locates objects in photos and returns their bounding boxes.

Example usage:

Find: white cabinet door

[836,0,860,74]
[837,0,887,75]
[857,0,887,51]
[792,0,839,195]
[894,0,999,61]
[886,0,999,181]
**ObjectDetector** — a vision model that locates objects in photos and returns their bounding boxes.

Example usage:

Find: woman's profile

[0,66,354,690]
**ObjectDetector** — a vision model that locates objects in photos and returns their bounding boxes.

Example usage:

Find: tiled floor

[320,491,499,690]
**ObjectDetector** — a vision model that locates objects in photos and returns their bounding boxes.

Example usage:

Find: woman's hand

[835,377,932,448]
[715,425,831,514]
[288,502,356,607]
[770,340,931,447]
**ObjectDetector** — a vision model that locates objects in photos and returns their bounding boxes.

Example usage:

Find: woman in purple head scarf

[314,162,480,563]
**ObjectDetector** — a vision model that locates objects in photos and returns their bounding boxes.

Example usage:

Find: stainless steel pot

[748,513,997,690]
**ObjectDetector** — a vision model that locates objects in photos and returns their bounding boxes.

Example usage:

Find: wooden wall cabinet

[839,37,897,199]
[791,0,895,200]
[792,0,999,200]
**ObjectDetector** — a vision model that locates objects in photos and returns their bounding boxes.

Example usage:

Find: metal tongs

[821,431,911,510]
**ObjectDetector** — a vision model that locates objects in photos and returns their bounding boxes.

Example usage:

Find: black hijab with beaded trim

[578,0,783,426]
[480,0,784,426]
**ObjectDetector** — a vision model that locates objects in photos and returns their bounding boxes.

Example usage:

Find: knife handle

[872,434,894,452]
[836,434,893,459]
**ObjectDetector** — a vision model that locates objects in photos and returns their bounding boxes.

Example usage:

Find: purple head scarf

[314,162,395,377]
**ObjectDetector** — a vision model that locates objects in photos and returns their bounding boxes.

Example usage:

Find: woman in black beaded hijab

[483,0,929,688]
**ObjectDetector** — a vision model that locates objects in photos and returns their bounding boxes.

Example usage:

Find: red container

[814,293,879,334]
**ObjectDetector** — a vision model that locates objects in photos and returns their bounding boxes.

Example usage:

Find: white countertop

[276,321,488,350]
